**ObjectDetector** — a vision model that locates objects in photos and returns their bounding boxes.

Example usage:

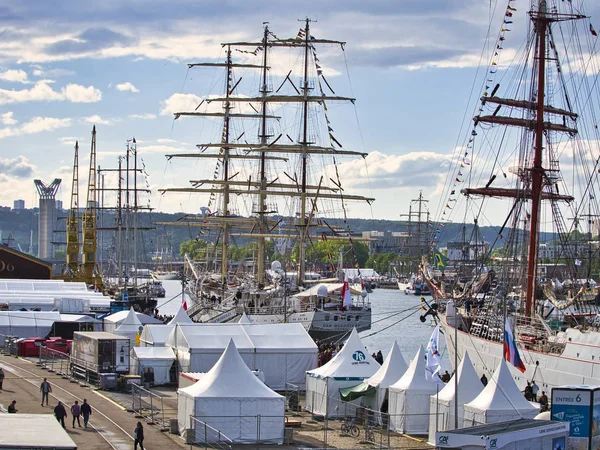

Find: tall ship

[423,0,600,391]
[158,20,373,339]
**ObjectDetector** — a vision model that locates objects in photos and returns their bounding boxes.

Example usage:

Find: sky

[1,0,599,227]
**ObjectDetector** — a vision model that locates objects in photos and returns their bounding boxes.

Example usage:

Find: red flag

[591,24,598,37]
[182,292,188,311]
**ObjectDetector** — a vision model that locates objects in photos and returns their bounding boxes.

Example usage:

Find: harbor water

[157,281,451,372]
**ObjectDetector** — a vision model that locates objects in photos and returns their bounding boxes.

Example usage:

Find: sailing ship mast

[159,20,374,289]
[462,0,584,316]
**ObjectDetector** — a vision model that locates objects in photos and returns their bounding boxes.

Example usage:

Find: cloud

[0,112,17,125]
[0,80,102,104]
[45,27,135,55]
[116,82,139,93]
[160,93,202,116]
[335,151,451,190]
[59,136,79,146]
[0,116,71,140]
[30,66,76,78]
[0,69,29,83]
[0,156,36,178]
[130,113,156,120]
[84,115,111,126]
[156,138,177,144]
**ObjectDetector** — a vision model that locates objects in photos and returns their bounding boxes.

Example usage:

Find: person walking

[54,401,67,429]
[0,367,5,390]
[134,421,145,450]
[81,398,92,428]
[71,400,81,428]
[7,400,17,413]
[40,378,52,406]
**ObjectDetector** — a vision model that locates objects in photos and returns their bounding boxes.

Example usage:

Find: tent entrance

[339,382,375,402]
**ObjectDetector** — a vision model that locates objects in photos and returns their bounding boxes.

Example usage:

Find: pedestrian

[524,381,533,401]
[81,398,92,428]
[441,370,451,383]
[71,400,81,428]
[0,368,5,389]
[539,391,549,411]
[134,421,145,450]
[7,400,17,413]
[40,377,52,406]
[531,380,539,402]
[54,401,67,429]
[480,373,488,386]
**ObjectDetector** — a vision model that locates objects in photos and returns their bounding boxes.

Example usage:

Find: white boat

[159,21,374,339]
[152,271,180,281]
[423,0,600,391]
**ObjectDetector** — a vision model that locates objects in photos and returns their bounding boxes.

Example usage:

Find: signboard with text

[551,386,600,450]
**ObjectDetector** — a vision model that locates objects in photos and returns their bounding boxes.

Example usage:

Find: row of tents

[304,328,540,438]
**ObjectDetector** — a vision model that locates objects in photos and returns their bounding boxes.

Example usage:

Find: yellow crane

[62,141,80,278]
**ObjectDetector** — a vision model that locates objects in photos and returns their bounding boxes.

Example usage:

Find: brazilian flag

[434,249,449,272]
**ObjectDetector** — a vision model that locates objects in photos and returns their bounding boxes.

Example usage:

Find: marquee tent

[178,340,285,444]
[463,359,539,426]
[305,328,379,418]
[104,310,162,334]
[0,311,60,347]
[428,351,482,444]
[388,345,444,434]
[364,341,408,410]
[130,346,176,385]
[140,305,192,347]
[165,322,317,389]
[114,308,143,346]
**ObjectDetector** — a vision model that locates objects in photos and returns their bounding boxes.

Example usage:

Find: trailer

[71,332,130,381]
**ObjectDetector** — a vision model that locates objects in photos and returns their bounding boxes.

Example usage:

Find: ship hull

[248,309,372,341]
[441,313,600,393]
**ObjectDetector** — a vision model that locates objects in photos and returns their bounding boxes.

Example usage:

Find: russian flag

[182,292,188,312]
[504,318,526,373]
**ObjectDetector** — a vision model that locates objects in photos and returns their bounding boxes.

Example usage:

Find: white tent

[0,311,60,347]
[178,340,285,444]
[463,359,539,426]
[165,323,317,389]
[305,328,379,418]
[428,352,482,444]
[139,306,192,347]
[130,346,176,385]
[169,305,193,325]
[104,309,162,333]
[238,313,251,324]
[114,308,143,346]
[364,341,408,410]
[388,345,443,434]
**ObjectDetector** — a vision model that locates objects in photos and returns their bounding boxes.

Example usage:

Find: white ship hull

[248,308,372,341]
[152,271,180,280]
[441,313,600,394]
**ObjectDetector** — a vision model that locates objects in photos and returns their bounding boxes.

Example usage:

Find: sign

[123,292,129,301]
[352,350,366,362]
[552,386,596,449]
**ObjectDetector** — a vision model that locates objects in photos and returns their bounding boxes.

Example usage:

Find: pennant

[591,24,598,37]
[426,324,442,379]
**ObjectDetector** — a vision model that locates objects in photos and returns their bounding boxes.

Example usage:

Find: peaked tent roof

[307,328,379,379]
[132,346,176,360]
[367,341,408,388]
[238,313,251,324]
[179,339,283,399]
[389,345,443,391]
[115,308,143,334]
[435,351,482,403]
[169,305,193,325]
[465,359,539,413]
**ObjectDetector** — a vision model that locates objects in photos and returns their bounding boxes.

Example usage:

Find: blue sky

[1,0,598,226]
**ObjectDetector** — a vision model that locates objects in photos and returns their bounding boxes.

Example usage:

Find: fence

[38,347,70,376]
[188,417,234,450]
[188,415,286,446]
[131,383,173,431]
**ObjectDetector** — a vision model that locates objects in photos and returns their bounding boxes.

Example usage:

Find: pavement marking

[94,390,127,411]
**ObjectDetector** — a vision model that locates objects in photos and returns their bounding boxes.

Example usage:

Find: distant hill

[0,208,554,258]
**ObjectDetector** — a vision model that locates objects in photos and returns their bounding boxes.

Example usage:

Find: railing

[131,383,172,431]
[38,347,70,377]
[188,417,234,450]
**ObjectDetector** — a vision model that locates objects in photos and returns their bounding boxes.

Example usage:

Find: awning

[339,382,375,402]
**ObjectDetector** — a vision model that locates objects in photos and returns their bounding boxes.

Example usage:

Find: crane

[63,141,80,278]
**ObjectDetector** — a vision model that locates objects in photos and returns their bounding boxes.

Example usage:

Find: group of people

[52,399,92,428]
[524,380,549,410]
[316,341,344,367]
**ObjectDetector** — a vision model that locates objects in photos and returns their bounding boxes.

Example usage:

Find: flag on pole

[182,291,188,311]
[504,318,526,372]
[426,324,442,380]
[341,272,352,309]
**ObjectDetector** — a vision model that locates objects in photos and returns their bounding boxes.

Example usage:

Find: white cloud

[30,66,75,78]
[59,136,79,146]
[0,81,102,104]
[0,112,17,125]
[0,116,71,140]
[130,113,156,120]
[84,115,111,126]
[156,138,176,144]
[116,82,139,93]
[0,156,36,178]
[0,69,29,83]
[160,93,202,116]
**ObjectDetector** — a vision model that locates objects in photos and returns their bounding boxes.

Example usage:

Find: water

[157,281,451,372]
